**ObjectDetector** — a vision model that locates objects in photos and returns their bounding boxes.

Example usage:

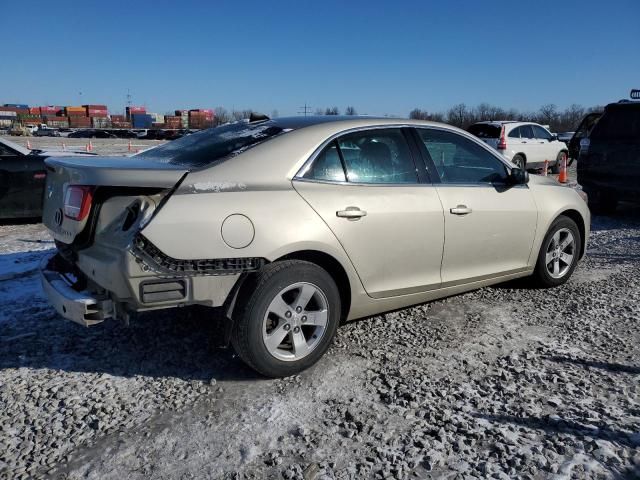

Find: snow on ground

[0,208,639,479]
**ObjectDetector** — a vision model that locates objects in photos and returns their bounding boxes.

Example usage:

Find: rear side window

[302,129,418,184]
[508,126,521,138]
[519,125,535,139]
[302,141,346,182]
[136,121,286,168]
[468,124,501,139]
[590,106,640,141]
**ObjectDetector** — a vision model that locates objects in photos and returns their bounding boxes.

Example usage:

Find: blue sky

[3,0,639,116]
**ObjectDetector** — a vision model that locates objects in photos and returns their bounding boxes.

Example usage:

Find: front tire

[532,216,581,288]
[231,260,341,377]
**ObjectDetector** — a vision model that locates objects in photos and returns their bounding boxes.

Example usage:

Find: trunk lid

[43,156,188,243]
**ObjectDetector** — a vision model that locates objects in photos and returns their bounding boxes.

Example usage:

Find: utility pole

[126,89,132,115]
[298,103,312,116]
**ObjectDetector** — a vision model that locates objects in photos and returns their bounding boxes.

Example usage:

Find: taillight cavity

[64,185,94,221]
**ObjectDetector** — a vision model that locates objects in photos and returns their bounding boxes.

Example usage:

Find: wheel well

[514,153,526,164]
[558,209,586,259]
[276,250,351,321]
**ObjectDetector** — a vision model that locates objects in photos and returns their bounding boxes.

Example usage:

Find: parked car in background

[468,121,568,172]
[68,129,117,139]
[557,132,574,144]
[0,137,93,219]
[34,125,61,137]
[568,112,602,164]
[40,116,589,377]
[577,101,640,213]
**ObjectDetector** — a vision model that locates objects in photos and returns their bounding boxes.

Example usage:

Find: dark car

[568,112,601,165]
[577,100,640,213]
[0,138,92,219]
[68,129,117,139]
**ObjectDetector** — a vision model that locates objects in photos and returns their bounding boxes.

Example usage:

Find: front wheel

[231,260,341,377]
[532,216,581,288]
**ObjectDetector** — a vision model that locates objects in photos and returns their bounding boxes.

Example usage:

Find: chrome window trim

[294,124,424,185]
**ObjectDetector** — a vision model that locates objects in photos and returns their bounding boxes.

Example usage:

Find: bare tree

[214,107,231,125]
[345,106,357,115]
[314,108,324,115]
[325,107,339,115]
[447,103,469,128]
[538,104,558,127]
[409,108,429,120]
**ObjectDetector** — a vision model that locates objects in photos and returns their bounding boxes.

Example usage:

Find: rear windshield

[590,106,640,141]
[468,124,501,139]
[137,121,286,167]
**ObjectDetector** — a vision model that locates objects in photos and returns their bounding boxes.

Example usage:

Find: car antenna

[249,112,270,122]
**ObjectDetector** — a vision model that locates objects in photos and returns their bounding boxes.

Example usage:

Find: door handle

[336,206,367,219]
[450,205,472,215]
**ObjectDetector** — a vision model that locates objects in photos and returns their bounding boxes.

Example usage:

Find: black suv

[577,96,640,213]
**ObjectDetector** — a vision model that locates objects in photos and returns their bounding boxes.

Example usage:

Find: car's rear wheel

[512,154,525,170]
[532,216,581,287]
[551,151,567,174]
[231,260,341,377]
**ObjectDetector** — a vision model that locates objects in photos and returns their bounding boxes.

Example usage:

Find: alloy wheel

[262,282,329,361]
[545,228,575,279]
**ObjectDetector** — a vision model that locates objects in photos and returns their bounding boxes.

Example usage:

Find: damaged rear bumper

[40,255,113,327]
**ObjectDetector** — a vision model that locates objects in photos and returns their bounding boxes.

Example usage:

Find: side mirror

[510,167,529,185]
[549,134,558,142]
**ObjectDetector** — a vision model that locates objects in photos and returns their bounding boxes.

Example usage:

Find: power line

[298,103,312,116]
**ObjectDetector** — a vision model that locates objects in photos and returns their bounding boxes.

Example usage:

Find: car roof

[0,137,30,155]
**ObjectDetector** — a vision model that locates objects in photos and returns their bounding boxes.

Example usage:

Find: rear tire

[551,151,567,174]
[231,260,341,378]
[512,154,526,170]
[532,216,581,288]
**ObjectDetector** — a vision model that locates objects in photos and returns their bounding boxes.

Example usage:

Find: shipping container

[0,119,14,127]
[110,114,126,122]
[126,106,146,120]
[29,107,41,115]
[0,107,29,115]
[91,117,111,128]
[0,111,17,117]
[39,106,58,114]
[3,103,29,109]
[131,113,153,128]
[88,109,108,117]
[111,121,132,128]
[82,104,108,110]
[45,119,69,128]
[68,116,91,127]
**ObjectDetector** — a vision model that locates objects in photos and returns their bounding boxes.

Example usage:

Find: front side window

[533,125,552,140]
[416,128,509,184]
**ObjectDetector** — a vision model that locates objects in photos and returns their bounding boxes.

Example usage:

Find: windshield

[136,121,287,168]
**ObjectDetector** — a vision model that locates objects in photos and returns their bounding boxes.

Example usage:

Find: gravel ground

[1,200,639,479]
[1,135,166,156]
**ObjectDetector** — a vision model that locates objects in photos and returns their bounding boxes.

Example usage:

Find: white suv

[468,121,568,172]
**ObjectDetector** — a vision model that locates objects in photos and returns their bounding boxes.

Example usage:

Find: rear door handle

[450,205,472,215]
[336,206,367,219]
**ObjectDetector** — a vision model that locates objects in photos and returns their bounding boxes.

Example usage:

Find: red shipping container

[0,107,29,115]
[88,109,108,117]
[83,104,107,110]
[40,106,58,113]
[29,107,41,115]
[68,116,91,127]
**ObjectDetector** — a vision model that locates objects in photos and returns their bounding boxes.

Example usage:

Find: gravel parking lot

[1,135,165,156]
[1,183,639,479]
